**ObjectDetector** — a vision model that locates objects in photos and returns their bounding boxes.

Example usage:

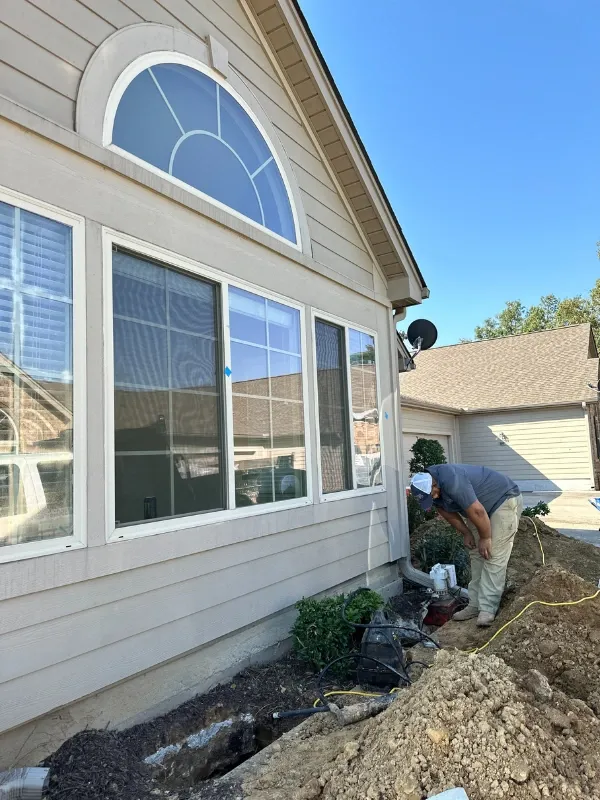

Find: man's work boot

[477,611,495,627]
[452,605,479,621]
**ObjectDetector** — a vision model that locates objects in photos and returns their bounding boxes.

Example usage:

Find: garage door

[403,433,449,485]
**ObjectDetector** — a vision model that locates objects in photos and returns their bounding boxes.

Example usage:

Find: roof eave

[247,0,427,308]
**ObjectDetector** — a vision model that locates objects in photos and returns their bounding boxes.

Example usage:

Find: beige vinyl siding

[458,406,592,487]
[0,505,388,732]
[401,406,460,483]
[402,407,457,438]
[0,0,375,291]
[0,103,400,738]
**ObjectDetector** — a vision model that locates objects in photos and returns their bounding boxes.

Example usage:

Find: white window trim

[102,228,312,543]
[103,52,302,253]
[0,186,87,564]
[311,308,386,504]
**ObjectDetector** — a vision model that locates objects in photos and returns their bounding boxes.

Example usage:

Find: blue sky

[298,0,600,345]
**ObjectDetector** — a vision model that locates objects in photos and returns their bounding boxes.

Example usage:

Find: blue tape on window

[224,366,232,377]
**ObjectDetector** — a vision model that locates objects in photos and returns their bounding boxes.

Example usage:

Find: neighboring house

[0,0,429,765]
[400,325,600,492]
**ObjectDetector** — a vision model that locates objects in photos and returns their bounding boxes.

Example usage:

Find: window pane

[315,319,352,494]
[114,318,168,389]
[267,300,300,353]
[113,251,167,326]
[112,69,182,174]
[230,290,306,507]
[229,286,266,345]
[220,88,271,175]
[349,329,381,488]
[272,400,305,501]
[0,465,25,518]
[115,454,171,525]
[0,203,74,548]
[111,65,297,243]
[269,352,302,401]
[253,160,296,243]
[231,342,268,395]
[151,64,218,136]
[113,250,225,526]
[115,388,170,453]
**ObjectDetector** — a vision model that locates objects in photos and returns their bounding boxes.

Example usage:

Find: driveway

[523,491,600,547]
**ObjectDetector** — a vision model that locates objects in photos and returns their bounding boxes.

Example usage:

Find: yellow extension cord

[469,516,600,654]
[313,517,600,704]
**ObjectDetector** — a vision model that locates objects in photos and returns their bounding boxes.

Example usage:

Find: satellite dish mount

[399,319,438,360]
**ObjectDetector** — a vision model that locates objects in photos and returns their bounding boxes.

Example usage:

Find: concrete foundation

[0,564,400,769]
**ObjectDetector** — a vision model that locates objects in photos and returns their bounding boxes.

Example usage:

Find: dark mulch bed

[42,654,328,800]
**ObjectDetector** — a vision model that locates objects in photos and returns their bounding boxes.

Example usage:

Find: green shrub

[407,492,436,535]
[408,438,446,475]
[291,590,384,676]
[522,501,550,518]
[413,526,471,587]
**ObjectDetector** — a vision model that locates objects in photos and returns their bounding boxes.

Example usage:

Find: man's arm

[437,507,476,550]
[464,501,492,559]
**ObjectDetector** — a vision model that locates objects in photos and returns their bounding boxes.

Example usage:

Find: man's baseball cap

[410,472,434,510]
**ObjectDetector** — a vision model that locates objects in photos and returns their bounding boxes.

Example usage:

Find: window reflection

[349,330,382,488]
[229,287,306,506]
[0,201,74,547]
[113,250,225,526]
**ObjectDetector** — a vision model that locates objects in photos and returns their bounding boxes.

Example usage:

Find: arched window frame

[103,52,302,250]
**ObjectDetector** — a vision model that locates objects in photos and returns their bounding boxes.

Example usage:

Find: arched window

[107,57,299,246]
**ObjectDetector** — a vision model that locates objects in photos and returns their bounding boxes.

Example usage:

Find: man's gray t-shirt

[428,464,520,516]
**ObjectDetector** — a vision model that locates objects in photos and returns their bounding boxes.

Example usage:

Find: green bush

[522,501,550,518]
[408,438,446,475]
[407,492,436,535]
[291,589,384,676]
[413,525,471,587]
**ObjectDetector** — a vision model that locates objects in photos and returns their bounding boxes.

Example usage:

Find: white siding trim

[0,185,87,564]
[102,227,313,544]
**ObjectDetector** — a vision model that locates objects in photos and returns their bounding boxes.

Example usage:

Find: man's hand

[463,531,476,550]
[478,537,492,560]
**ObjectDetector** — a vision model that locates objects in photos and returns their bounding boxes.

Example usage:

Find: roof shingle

[400,324,599,412]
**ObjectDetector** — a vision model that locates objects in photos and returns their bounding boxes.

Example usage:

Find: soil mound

[244,650,600,800]
[487,565,600,709]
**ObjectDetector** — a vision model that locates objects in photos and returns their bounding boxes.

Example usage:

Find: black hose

[342,589,441,649]
[316,652,411,708]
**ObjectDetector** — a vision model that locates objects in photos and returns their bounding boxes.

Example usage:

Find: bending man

[410,464,523,627]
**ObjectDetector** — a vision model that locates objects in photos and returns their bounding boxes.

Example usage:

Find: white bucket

[430,790,469,799]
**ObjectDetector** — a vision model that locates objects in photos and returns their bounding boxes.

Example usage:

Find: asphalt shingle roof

[400,324,599,412]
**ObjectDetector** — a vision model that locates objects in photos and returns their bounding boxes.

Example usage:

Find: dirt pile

[487,565,600,710]
[243,650,600,800]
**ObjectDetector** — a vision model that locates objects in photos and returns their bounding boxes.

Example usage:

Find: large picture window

[110,245,307,533]
[0,198,80,554]
[108,58,298,246]
[315,316,382,496]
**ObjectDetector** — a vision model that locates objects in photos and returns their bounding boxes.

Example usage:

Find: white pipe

[0,767,49,799]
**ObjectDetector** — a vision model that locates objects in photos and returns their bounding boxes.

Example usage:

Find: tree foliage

[408,438,447,475]
[466,279,600,343]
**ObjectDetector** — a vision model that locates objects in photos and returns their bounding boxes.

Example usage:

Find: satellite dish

[407,319,438,352]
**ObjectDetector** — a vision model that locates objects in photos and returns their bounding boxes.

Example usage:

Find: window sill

[319,486,386,503]
[0,537,86,565]
[107,496,314,543]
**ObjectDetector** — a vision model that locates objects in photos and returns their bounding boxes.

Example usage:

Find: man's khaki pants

[467,495,524,615]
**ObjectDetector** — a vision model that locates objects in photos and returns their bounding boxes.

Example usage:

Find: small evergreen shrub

[413,525,471,587]
[408,439,446,475]
[522,501,551,518]
[291,589,384,676]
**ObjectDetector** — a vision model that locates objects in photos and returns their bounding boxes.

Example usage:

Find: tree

[409,438,447,476]
[469,279,600,342]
